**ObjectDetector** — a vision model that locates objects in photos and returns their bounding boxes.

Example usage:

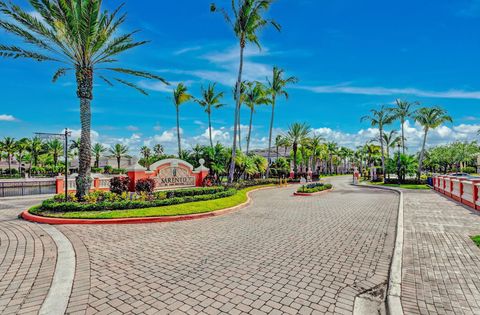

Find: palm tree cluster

[360,100,452,181]
[423,141,479,174]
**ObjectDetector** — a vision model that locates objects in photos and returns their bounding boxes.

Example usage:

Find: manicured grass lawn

[30,185,273,219]
[472,235,480,248]
[368,182,430,190]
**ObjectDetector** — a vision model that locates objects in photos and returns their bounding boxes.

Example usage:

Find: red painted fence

[433,176,480,211]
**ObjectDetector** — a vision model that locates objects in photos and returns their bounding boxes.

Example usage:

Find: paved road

[0,177,399,314]
[401,189,480,315]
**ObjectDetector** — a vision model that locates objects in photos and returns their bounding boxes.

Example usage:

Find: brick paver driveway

[401,189,480,315]
[56,177,398,314]
[0,196,56,315]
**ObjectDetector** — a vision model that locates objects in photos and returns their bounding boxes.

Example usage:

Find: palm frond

[0,44,58,61]
[52,67,70,82]
[106,68,169,84]
[114,78,148,95]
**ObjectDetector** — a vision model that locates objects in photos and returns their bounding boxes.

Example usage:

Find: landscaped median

[293,182,333,196]
[22,179,284,224]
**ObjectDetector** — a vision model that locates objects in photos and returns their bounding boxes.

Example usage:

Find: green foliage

[461,167,477,174]
[135,178,155,194]
[472,235,480,248]
[164,186,227,198]
[297,183,333,193]
[110,176,130,194]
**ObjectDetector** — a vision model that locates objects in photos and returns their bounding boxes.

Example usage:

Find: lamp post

[397,142,401,185]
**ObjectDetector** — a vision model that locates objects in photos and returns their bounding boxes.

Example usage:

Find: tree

[414,106,452,177]
[244,81,270,154]
[109,144,130,170]
[391,99,417,155]
[0,1,168,198]
[195,83,225,148]
[15,138,29,173]
[211,0,280,183]
[326,142,338,174]
[266,67,298,177]
[381,130,401,158]
[46,139,63,167]
[361,105,395,179]
[305,134,325,173]
[28,137,43,168]
[172,83,193,158]
[287,123,310,175]
[153,144,164,157]
[0,137,16,173]
[91,143,106,168]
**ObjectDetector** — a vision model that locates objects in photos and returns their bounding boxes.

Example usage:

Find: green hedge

[298,183,332,193]
[41,188,237,213]
[164,186,227,198]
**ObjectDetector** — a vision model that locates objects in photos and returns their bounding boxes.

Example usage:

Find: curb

[354,183,404,315]
[20,186,278,225]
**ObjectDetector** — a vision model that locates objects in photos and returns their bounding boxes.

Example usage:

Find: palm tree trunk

[418,128,429,179]
[237,106,242,151]
[266,97,276,178]
[117,157,120,170]
[208,112,213,148]
[228,42,244,183]
[401,118,406,155]
[293,142,298,174]
[7,154,11,174]
[75,67,93,200]
[379,127,386,179]
[176,105,182,158]
[246,108,253,154]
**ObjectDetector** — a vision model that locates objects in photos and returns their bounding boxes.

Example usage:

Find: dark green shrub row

[384,178,427,185]
[164,186,227,198]
[297,183,332,193]
[41,188,237,213]
[225,178,283,190]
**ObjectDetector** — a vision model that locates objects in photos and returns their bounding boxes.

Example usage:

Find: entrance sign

[154,161,196,188]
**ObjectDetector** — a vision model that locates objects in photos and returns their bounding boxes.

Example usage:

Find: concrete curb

[354,183,404,315]
[38,224,75,315]
[21,185,279,225]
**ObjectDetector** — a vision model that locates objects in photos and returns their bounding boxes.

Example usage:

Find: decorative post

[126,161,147,192]
[56,176,64,194]
[194,159,209,187]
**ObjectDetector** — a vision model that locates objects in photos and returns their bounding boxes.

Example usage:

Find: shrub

[91,167,102,173]
[110,176,130,194]
[384,178,427,185]
[165,186,226,198]
[135,178,156,194]
[53,192,78,202]
[297,183,333,194]
[111,168,126,175]
[461,167,477,174]
[103,165,113,174]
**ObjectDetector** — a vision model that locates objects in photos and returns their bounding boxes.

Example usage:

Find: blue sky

[1,0,480,154]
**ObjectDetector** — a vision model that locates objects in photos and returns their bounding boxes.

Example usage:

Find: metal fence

[0,180,56,197]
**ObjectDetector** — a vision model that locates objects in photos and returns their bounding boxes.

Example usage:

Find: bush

[225,178,280,190]
[461,167,477,174]
[41,188,237,212]
[110,176,130,194]
[135,178,156,194]
[53,192,78,202]
[165,186,226,198]
[91,167,102,173]
[104,165,113,174]
[297,183,333,194]
[384,178,427,185]
[111,168,126,175]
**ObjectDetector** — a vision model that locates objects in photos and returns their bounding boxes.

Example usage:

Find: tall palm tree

[266,67,298,177]
[244,81,270,154]
[211,0,280,183]
[153,144,164,157]
[286,123,310,174]
[306,134,325,173]
[391,99,418,154]
[326,142,339,174]
[0,1,168,198]
[361,105,395,178]
[196,83,225,148]
[0,137,16,173]
[91,143,106,168]
[28,137,43,168]
[173,83,193,158]
[381,130,401,159]
[46,139,63,167]
[15,138,29,173]
[109,144,130,170]
[140,146,151,160]
[414,106,452,178]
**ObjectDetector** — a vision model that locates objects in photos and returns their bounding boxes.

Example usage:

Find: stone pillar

[56,176,64,194]
[194,159,209,187]
[126,162,147,192]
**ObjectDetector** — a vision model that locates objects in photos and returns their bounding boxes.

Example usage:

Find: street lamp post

[397,142,401,185]
[35,129,71,202]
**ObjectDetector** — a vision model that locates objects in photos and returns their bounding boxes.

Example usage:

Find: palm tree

[0,137,16,173]
[381,130,401,159]
[286,123,310,175]
[326,142,339,174]
[306,134,325,174]
[91,143,106,168]
[173,83,193,158]
[46,139,63,167]
[211,0,280,183]
[28,137,43,168]
[0,1,168,198]
[244,81,270,154]
[266,67,298,177]
[109,144,130,170]
[196,83,225,148]
[361,105,395,179]
[153,144,164,157]
[15,138,29,173]
[140,146,151,160]
[391,99,417,154]
[414,106,452,178]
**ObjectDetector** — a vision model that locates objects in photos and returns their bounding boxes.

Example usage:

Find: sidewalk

[401,189,480,314]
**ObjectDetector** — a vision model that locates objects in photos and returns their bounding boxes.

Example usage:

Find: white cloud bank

[0,114,17,121]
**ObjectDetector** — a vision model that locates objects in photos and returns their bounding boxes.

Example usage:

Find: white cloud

[68,129,100,142]
[154,130,176,143]
[0,114,17,121]
[126,125,139,131]
[174,46,202,55]
[139,80,194,93]
[298,83,480,100]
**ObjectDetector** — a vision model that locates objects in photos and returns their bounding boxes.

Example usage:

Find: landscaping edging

[356,183,404,315]
[293,187,333,196]
[20,186,278,225]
